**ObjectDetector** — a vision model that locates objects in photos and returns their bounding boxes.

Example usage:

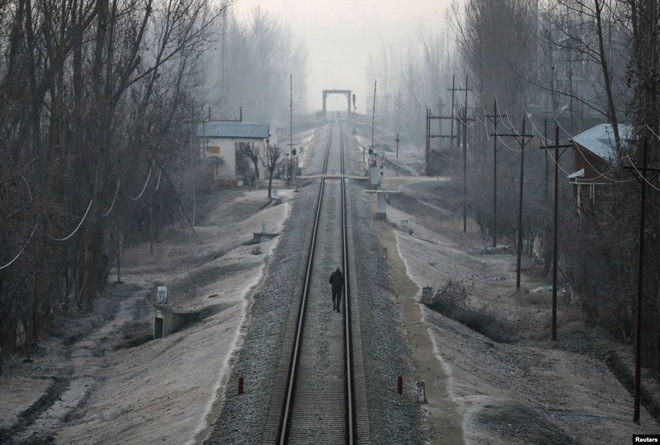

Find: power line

[127,166,153,201]
[492,117,534,290]
[538,125,572,342]
[556,119,636,184]
[624,138,660,425]
[44,199,94,242]
[102,180,121,217]
[485,99,507,248]
[0,224,38,270]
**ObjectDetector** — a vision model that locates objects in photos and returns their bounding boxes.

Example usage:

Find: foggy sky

[232,0,453,113]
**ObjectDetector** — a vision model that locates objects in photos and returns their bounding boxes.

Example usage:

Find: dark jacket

[329,270,343,291]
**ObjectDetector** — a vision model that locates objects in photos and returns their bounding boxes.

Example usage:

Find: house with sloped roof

[569,123,633,214]
[196,120,269,188]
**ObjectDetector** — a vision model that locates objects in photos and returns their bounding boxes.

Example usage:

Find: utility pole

[454,106,474,232]
[462,106,468,232]
[624,139,660,424]
[451,75,472,232]
[425,109,454,176]
[395,133,400,160]
[290,73,293,183]
[539,126,572,341]
[485,98,506,247]
[447,75,471,152]
[449,75,456,151]
[371,81,377,156]
[544,118,549,201]
[491,116,533,289]
[396,89,401,136]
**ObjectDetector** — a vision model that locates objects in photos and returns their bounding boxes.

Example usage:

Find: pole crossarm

[487,100,507,248]
[493,117,533,289]
[540,142,572,159]
[455,117,475,127]
[493,133,534,139]
[540,142,572,149]
[485,113,507,124]
[426,110,455,139]
[624,165,660,184]
[447,75,472,153]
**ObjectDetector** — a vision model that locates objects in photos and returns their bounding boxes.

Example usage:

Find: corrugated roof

[571,123,633,160]
[197,120,269,139]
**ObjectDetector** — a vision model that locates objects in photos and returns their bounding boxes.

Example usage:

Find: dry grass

[425,280,516,343]
[513,289,552,307]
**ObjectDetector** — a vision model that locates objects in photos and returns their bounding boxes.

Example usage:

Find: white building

[196,120,270,188]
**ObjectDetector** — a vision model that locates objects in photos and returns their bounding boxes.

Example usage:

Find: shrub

[426,280,515,343]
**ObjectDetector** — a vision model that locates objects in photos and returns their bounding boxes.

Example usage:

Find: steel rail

[278,123,335,444]
[340,124,358,444]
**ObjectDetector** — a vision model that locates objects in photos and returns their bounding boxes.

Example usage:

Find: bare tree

[239,142,261,181]
[260,142,283,200]
[0,0,231,364]
[539,0,630,147]
[202,8,308,122]
[455,0,540,112]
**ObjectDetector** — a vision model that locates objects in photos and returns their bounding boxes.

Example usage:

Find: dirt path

[378,176,660,445]
[380,222,465,444]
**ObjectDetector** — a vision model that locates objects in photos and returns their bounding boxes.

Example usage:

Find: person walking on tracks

[329,267,344,313]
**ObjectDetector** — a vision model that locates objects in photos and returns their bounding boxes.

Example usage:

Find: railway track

[263,122,364,444]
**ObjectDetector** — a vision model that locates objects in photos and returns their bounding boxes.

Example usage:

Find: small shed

[197,120,270,188]
[570,123,632,179]
[569,123,633,212]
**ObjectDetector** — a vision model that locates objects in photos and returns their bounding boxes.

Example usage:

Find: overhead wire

[154,168,162,191]
[0,223,38,270]
[495,96,517,132]
[492,122,526,153]
[607,125,660,192]
[554,118,635,184]
[2,162,161,270]
[644,123,660,145]
[127,165,152,201]
[489,97,528,152]
[101,180,121,216]
[19,173,33,201]
[473,113,494,143]
[625,152,660,193]
[523,109,574,177]
[466,102,526,153]
[44,199,94,242]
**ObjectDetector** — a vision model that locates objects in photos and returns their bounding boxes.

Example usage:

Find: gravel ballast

[204,123,425,444]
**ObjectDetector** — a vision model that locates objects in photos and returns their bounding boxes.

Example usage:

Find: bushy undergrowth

[425,280,515,343]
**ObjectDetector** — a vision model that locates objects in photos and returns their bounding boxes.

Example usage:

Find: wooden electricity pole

[455,106,474,232]
[449,75,456,151]
[449,75,472,231]
[425,109,454,176]
[540,126,572,341]
[624,139,660,424]
[485,99,506,247]
[371,81,377,153]
[290,73,293,159]
[447,75,471,152]
[491,116,533,289]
